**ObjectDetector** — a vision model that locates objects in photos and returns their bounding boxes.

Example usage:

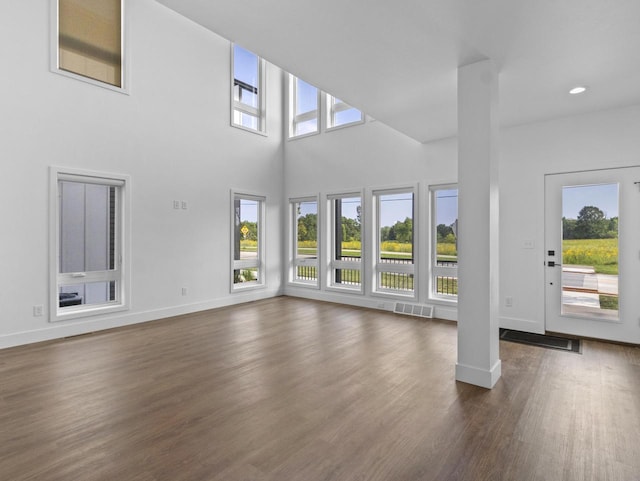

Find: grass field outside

[562,238,618,275]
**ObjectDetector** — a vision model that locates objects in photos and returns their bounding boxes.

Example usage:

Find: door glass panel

[561,183,619,320]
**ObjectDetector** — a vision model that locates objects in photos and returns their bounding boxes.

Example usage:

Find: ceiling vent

[393,302,434,319]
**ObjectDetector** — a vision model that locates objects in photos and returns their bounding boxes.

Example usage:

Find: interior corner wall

[283,120,459,320]
[0,0,285,348]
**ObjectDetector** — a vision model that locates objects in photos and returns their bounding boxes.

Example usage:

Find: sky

[562,183,619,219]
[379,193,413,227]
[296,193,459,229]
[233,45,258,89]
[239,199,258,223]
[435,189,458,227]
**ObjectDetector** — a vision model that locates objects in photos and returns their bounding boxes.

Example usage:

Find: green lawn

[599,294,619,310]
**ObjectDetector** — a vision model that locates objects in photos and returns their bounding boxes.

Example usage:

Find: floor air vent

[394,302,434,319]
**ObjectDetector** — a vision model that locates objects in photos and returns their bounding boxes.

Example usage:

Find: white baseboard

[455,359,502,389]
[284,286,459,321]
[0,288,282,350]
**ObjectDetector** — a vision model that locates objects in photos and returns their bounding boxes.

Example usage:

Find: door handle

[547,261,562,267]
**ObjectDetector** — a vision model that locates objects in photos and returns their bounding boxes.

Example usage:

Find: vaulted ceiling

[157,0,640,143]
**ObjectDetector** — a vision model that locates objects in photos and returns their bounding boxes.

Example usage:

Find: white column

[455,59,501,389]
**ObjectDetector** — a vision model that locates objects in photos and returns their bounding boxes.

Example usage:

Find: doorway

[545,168,640,343]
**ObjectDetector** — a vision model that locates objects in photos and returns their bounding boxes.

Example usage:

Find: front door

[545,168,640,344]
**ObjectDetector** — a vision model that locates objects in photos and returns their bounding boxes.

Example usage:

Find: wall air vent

[393,302,434,319]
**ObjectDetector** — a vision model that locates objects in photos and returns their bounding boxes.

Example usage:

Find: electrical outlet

[33,305,43,317]
[505,297,513,307]
[181,201,188,210]
[173,200,180,209]
[181,287,188,296]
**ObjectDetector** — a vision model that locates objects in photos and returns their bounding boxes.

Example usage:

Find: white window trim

[49,166,131,322]
[325,93,365,132]
[371,185,418,300]
[230,190,266,292]
[289,195,320,288]
[50,0,130,94]
[326,191,364,294]
[231,44,267,136]
[429,183,459,304]
[288,74,321,140]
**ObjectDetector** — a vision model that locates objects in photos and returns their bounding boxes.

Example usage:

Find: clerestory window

[288,75,320,138]
[53,0,126,91]
[326,95,364,130]
[232,44,266,134]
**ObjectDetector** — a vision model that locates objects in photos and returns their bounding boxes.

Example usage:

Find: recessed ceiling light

[569,86,588,95]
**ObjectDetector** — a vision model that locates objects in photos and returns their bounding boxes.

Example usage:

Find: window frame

[372,186,418,299]
[430,184,459,303]
[289,196,320,288]
[325,94,364,132]
[50,0,129,94]
[49,166,130,322]
[231,44,267,135]
[288,74,321,139]
[326,191,364,293]
[230,190,266,292]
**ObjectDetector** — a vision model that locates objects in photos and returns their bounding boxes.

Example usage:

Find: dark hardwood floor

[1,297,639,481]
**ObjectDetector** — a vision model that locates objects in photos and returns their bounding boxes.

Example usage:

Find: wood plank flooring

[1,296,639,481]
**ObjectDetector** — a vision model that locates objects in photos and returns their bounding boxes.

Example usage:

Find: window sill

[288,130,320,141]
[51,303,128,323]
[325,285,364,295]
[231,122,268,137]
[232,282,266,293]
[288,281,320,290]
[371,290,417,301]
[52,68,129,95]
[325,118,365,133]
[427,297,458,307]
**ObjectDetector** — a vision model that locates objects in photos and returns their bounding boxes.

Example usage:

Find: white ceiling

[156,0,640,143]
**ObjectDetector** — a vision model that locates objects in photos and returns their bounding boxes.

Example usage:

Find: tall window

[329,194,362,291]
[288,75,320,138]
[232,192,265,290]
[374,188,416,296]
[55,0,124,89]
[326,95,363,130]
[232,44,266,133]
[51,169,128,321]
[431,185,458,300]
[291,198,319,286]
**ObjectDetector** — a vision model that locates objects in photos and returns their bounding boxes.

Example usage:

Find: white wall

[283,105,640,342]
[0,0,285,348]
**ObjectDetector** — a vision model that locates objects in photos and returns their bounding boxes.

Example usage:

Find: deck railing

[296,257,458,295]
